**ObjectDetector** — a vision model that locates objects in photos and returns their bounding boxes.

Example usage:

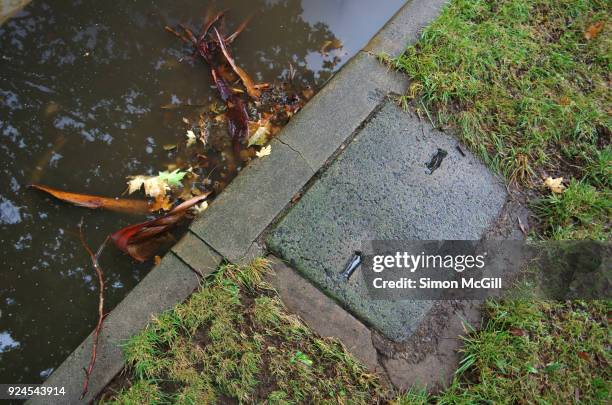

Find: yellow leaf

[127,176,146,194]
[143,176,169,199]
[193,201,209,214]
[186,130,196,147]
[544,177,565,194]
[256,145,272,158]
[247,121,271,147]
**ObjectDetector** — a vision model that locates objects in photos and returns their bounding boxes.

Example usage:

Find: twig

[78,219,109,400]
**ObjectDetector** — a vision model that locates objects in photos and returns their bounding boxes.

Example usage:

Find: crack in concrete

[276,137,316,174]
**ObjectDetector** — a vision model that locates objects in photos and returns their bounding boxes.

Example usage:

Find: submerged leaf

[158,169,187,187]
[247,120,271,147]
[143,176,170,199]
[186,130,197,147]
[320,38,343,55]
[29,184,151,214]
[214,28,261,99]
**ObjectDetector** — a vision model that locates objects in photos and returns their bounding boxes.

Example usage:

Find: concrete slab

[268,99,506,341]
[190,139,314,263]
[31,251,221,404]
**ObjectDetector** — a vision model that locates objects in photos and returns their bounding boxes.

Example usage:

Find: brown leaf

[214,28,261,99]
[509,328,526,336]
[320,38,343,55]
[585,21,604,40]
[577,351,590,361]
[30,184,151,214]
[149,195,173,212]
[302,87,315,100]
[110,193,210,261]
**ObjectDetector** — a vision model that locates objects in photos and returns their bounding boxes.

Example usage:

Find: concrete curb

[33,1,449,401]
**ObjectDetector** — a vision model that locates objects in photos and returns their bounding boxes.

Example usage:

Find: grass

[383,0,611,240]
[99,258,386,404]
[421,300,611,404]
[101,259,611,404]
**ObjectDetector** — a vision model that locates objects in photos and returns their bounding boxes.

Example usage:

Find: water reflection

[0,0,405,383]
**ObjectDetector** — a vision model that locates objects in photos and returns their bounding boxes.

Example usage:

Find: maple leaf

[256,145,272,158]
[127,176,147,195]
[544,177,566,194]
[158,169,187,187]
[143,176,169,198]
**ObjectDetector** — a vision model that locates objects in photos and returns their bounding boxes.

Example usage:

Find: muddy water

[0,0,405,383]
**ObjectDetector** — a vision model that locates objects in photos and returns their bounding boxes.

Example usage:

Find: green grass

[395,299,611,404]
[384,0,611,240]
[99,258,385,404]
[101,260,611,404]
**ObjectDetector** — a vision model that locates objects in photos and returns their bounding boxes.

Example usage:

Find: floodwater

[0,0,405,384]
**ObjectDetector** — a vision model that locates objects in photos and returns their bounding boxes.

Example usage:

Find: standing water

[0,0,405,383]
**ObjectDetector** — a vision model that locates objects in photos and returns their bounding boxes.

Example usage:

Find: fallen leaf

[544,177,566,194]
[577,351,590,361]
[154,255,162,265]
[163,144,177,151]
[584,21,604,40]
[186,130,197,147]
[158,169,187,188]
[149,195,173,212]
[111,193,210,261]
[509,328,526,336]
[214,28,261,99]
[247,120,271,147]
[256,145,272,158]
[193,201,208,214]
[302,87,314,100]
[182,117,190,125]
[143,176,169,199]
[127,176,146,195]
[29,184,151,214]
[320,38,343,55]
